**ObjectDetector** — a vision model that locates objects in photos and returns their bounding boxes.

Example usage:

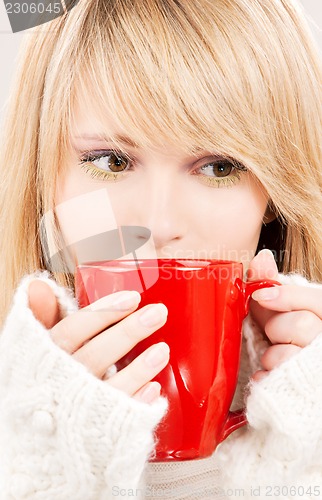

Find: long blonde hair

[1,0,322,325]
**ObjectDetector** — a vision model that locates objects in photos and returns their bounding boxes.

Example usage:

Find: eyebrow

[72,134,138,148]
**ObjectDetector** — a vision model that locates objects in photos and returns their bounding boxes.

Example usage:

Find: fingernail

[144,342,170,368]
[257,249,275,260]
[252,287,279,301]
[91,291,141,311]
[139,304,168,327]
[139,382,161,404]
[111,291,141,310]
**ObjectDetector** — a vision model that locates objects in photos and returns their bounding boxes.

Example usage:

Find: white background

[0,1,322,124]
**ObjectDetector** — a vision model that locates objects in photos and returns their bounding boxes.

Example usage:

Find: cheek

[55,163,98,203]
[194,185,267,261]
[54,168,119,249]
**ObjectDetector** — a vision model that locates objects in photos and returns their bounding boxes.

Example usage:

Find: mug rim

[76,258,244,270]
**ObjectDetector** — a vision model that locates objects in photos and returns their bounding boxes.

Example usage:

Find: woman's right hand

[28,280,169,404]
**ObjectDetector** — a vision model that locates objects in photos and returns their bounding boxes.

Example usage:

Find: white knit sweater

[0,271,322,500]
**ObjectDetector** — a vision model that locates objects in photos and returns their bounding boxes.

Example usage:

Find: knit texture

[0,271,322,499]
[0,271,167,499]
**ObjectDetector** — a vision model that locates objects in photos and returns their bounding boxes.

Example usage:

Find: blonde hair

[1,0,322,325]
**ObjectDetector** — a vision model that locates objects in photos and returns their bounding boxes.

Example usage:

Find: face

[54,98,269,273]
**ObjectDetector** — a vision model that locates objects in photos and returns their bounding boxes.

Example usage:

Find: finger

[73,303,168,377]
[247,250,279,331]
[265,310,322,347]
[50,290,141,352]
[249,298,274,333]
[251,370,269,382]
[28,280,61,329]
[251,284,322,320]
[132,381,161,404]
[261,343,302,371]
[246,249,279,282]
[107,342,170,396]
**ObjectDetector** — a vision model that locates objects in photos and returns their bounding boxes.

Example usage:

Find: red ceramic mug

[75,258,279,462]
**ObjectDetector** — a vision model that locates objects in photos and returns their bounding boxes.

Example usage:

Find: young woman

[1,0,322,498]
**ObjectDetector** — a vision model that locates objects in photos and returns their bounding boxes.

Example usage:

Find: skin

[28,103,322,403]
[54,101,269,265]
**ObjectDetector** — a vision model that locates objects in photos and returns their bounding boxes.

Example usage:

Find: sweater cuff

[245,272,322,462]
[246,330,322,463]
[0,271,167,498]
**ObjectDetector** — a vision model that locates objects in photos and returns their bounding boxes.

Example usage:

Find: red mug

[75,258,279,461]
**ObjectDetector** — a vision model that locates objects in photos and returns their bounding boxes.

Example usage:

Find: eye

[78,150,134,182]
[80,150,131,173]
[194,158,248,188]
[200,161,234,178]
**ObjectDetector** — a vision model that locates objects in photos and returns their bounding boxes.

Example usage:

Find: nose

[134,172,187,250]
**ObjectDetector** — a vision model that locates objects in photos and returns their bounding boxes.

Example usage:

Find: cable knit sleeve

[216,273,322,500]
[0,271,167,500]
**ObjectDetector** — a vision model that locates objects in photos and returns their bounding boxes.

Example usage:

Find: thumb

[247,249,279,282]
[246,250,279,333]
[28,280,61,329]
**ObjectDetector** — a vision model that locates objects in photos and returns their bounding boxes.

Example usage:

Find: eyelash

[78,150,248,188]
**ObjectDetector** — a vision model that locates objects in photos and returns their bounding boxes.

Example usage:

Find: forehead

[68,77,258,165]
[69,90,202,157]
[71,96,115,138]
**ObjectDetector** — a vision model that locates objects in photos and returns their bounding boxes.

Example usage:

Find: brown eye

[81,150,131,173]
[107,153,129,172]
[200,161,234,178]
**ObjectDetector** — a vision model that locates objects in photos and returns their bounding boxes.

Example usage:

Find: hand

[247,249,322,381]
[28,280,169,404]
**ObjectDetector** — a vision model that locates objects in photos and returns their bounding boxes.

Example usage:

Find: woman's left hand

[247,249,322,381]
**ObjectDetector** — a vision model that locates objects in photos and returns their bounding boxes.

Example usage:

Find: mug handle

[219,278,281,442]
